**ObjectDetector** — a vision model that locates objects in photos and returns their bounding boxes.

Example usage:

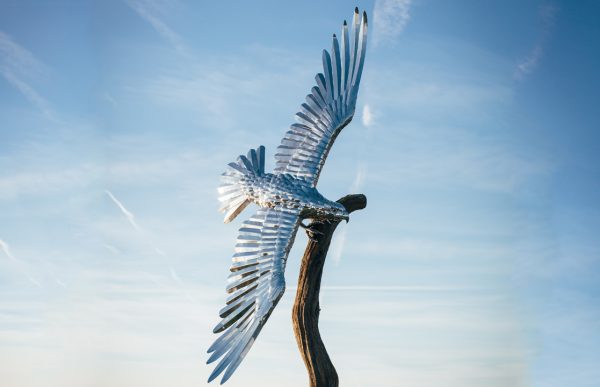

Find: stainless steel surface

[208,9,368,383]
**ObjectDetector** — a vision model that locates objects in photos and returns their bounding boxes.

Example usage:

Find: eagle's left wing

[208,207,301,384]
[274,8,368,187]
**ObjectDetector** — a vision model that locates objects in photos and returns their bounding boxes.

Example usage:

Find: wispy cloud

[132,52,312,132]
[289,285,466,292]
[0,238,18,262]
[0,31,56,120]
[329,103,372,265]
[0,238,41,287]
[0,270,220,385]
[105,190,140,231]
[350,162,367,193]
[125,0,187,55]
[0,31,42,76]
[366,74,513,114]
[0,164,96,201]
[373,0,412,46]
[515,3,558,79]
[0,239,68,288]
[0,149,212,201]
[360,57,552,196]
[0,69,54,119]
[103,244,121,255]
[370,141,551,195]
[104,189,186,286]
[101,91,117,107]
[331,162,367,264]
[361,104,374,127]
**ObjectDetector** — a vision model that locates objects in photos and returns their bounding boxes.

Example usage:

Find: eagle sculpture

[208,8,368,384]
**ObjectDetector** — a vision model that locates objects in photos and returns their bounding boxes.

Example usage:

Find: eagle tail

[218,146,265,223]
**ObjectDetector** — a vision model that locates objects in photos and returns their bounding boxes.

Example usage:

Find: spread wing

[207,208,301,384]
[274,8,368,187]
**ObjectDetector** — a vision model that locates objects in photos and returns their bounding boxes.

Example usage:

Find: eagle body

[236,168,348,221]
[208,8,368,384]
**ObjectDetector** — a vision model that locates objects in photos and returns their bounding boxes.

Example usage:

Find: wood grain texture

[292,194,367,387]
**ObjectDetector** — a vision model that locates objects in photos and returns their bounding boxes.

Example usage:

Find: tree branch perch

[292,194,367,387]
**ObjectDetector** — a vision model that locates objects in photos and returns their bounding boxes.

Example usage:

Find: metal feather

[209,9,368,384]
[274,9,368,186]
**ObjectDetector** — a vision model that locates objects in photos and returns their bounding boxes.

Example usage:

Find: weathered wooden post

[292,194,367,387]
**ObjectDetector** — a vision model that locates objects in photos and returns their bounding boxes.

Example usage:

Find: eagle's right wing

[274,8,368,187]
[208,207,300,384]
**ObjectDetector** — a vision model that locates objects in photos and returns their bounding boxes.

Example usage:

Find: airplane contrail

[105,189,140,231]
[104,189,183,285]
[0,238,42,287]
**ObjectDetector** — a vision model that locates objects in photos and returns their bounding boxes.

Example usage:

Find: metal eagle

[208,9,368,384]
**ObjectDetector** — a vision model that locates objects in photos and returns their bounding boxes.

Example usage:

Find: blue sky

[1,0,599,386]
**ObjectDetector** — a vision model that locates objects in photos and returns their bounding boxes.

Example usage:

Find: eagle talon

[306,231,320,242]
[300,221,324,241]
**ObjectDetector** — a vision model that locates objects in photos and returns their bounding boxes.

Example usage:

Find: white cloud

[387,141,550,194]
[103,244,121,255]
[373,0,412,46]
[330,162,367,264]
[345,236,513,261]
[132,56,311,132]
[0,30,56,120]
[0,150,212,201]
[359,57,552,196]
[330,226,347,265]
[0,272,221,386]
[350,163,367,194]
[0,164,95,200]
[0,31,43,76]
[55,278,67,288]
[302,285,466,292]
[125,0,187,55]
[361,104,374,127]
[365,142,551,196]
[101,91,117,107]
[0,238,42,287]
[0,238,17,262]
[0,69,55,119]
[367,75,513,114]
[516,45,543,77]
[515,3,558,79]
